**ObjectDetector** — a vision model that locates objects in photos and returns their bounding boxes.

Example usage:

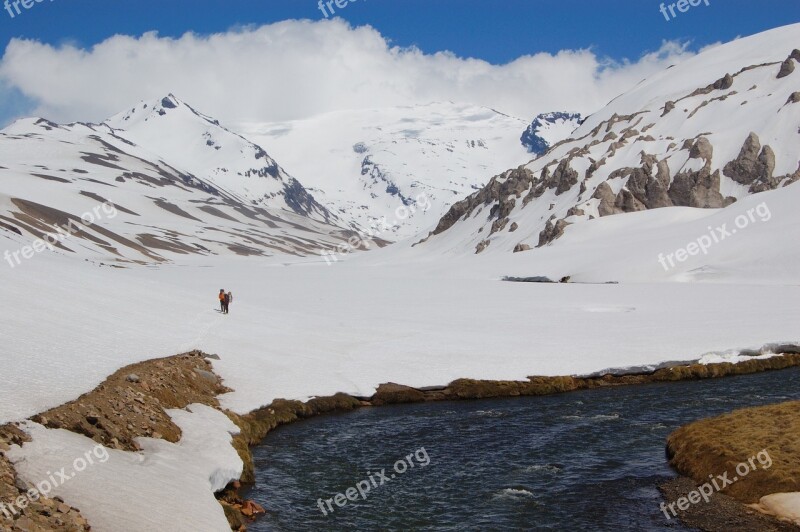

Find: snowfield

[2,178,800,423]
[237,102,533,237]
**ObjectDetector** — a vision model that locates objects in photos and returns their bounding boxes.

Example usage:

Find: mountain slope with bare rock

[419,24,800,254]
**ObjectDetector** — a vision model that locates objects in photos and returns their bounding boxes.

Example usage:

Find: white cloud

[0,19,696,125]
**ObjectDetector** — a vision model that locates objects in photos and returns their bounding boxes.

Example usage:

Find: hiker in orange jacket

[219,289,226,313]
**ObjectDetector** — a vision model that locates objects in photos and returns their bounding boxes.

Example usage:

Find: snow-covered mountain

[520,111,583,155]
[104,94,333,222]
[236,102,533,238]
[420,24,800,255]
[0,99,364,264]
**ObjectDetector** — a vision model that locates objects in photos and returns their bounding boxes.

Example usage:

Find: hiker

[219,289,226,313]
[225,291,233,314]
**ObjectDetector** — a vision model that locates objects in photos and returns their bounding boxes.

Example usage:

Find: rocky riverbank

[2,351,800,530]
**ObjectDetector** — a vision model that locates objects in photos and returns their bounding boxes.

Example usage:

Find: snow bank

[6,404,241,532]
[757,493,800,525]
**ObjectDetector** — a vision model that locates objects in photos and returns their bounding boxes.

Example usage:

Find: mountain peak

[520,111,583,156]
[160,94,180,109]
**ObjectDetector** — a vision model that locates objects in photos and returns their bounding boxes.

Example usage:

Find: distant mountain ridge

[0,96,364,263]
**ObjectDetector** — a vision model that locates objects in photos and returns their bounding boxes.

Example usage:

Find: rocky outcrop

[432,167,535,236]
[713,73,734,90]
[723,132,777,192]
[668,169,725,208]
[667,137,725,208]
[537,217,570,247]
[593,182,618,217]
[777,58,795,78]
[551,159,579,195]
[777,49,800,79]
[513,243,531,253]
[475,239,491,254]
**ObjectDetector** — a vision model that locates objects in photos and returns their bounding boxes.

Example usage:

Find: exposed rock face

[667,137,725,208]
[593,182,617,217]
[723,132,777,191]
[713,73,734,90]
[432,167,535,236]
[777,49,800,79]
[513,243,531,253]
[669,169,724,208]
[689,137,713,161]
[551,159,579,195]
[787,92,800,104]
[537,218,570,247]
[777,58,795,78]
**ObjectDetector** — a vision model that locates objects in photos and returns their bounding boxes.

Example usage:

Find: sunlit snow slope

[0,97,362,263]
[237,102,533,238]
[422,24,800,255]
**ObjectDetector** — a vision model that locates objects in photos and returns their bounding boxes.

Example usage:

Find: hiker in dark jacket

[224,291,233,314]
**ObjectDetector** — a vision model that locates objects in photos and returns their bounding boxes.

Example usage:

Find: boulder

[713,73,734,90]
[513,243,531,253]
[777,58,795,79]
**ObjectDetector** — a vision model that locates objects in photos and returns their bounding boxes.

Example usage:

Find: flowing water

[246,367,800,531]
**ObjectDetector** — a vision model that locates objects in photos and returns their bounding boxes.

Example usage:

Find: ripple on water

[522,464,563,475]
[473,409,508,418]
[493,487,537,501]
[560,413,620,422]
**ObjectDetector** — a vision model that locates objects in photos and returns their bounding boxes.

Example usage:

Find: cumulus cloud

[0,19,696,125]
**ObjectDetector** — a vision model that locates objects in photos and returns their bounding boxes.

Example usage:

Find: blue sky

[2,0,798,64]
[0,1,799,126]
